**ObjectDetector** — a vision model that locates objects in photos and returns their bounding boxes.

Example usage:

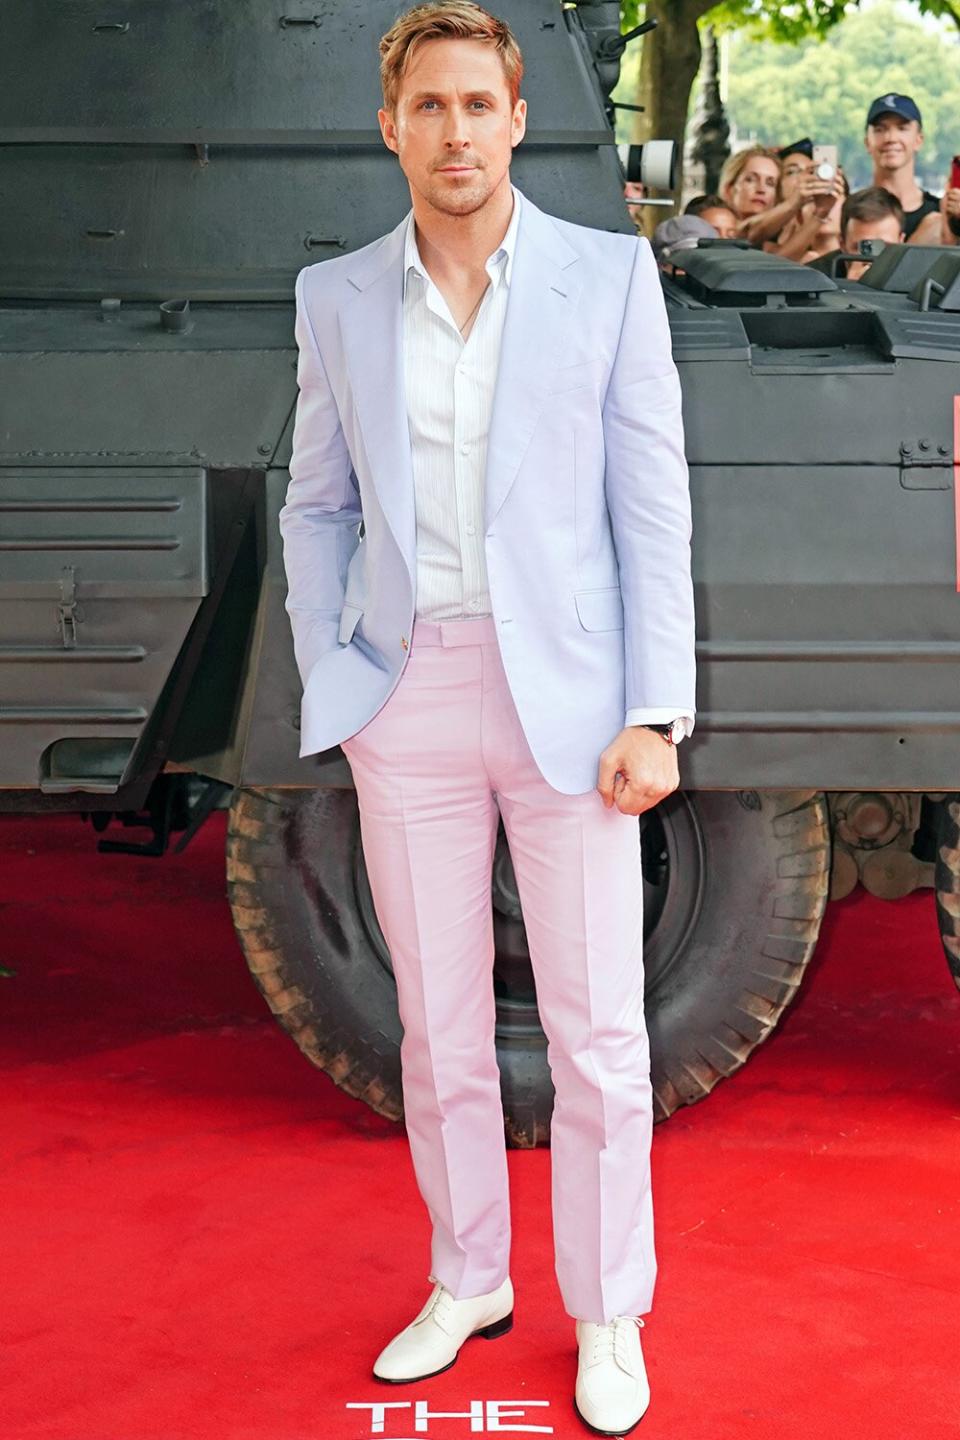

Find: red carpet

[2,809,959,1440]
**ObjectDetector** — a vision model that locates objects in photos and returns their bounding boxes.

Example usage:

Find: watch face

[668,717,686,744]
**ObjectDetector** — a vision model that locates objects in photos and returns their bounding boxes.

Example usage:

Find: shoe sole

[371,1309,514,1385]
[573,1395,649,1437]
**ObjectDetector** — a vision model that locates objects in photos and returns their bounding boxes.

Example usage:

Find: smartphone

[950,156,960,238]
[813,143,838,175]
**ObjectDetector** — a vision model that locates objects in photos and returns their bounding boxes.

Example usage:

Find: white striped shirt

[402,187,520,621]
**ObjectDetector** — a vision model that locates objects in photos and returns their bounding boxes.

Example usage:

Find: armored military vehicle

[2,0,958,1146]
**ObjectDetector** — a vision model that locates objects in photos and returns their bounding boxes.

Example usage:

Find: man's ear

[511,97,527,149]
[378,106,399,156]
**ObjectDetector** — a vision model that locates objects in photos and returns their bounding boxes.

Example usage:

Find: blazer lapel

[339,215,417,581]
[484,194,582,532]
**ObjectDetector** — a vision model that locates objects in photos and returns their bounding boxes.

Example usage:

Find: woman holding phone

[720,144,845,259]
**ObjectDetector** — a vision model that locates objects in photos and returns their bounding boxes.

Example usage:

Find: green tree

[618,0,960,192]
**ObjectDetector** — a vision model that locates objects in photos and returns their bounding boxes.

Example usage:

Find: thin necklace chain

[458,285,487,337]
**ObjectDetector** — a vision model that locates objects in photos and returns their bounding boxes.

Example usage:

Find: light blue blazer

[279,188,696,795]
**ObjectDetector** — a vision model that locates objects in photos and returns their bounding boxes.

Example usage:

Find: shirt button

[465,523,475,536]
[460,442,471,455]
[468,599,480,612]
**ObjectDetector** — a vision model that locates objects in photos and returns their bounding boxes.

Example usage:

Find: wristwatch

[640,718,687,747]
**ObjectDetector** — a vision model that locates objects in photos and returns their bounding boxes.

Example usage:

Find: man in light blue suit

[279,4,695,1432]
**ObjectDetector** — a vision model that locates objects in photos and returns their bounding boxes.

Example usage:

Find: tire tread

[935,797,960,993]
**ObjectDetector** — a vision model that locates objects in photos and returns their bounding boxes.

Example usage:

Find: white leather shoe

[574,1315,650,1435]
[372,1275,514,1383]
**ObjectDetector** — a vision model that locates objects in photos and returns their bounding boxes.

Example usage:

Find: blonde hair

[379,2,524,111]
[718,146,783,206]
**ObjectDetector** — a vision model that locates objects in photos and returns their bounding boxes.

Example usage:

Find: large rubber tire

[227,786,831,1146]
[934,794,960,993]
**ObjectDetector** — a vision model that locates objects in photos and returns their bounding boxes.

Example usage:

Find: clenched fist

[597,726,680,817]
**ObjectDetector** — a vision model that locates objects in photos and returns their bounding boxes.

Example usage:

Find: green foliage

[707,0,851,43]
[618,0,852,44]
[723,0,960,189]
[923,0,960,24]
[620,0,960,32]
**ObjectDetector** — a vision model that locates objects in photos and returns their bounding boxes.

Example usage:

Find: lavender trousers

[339,615,656,1323]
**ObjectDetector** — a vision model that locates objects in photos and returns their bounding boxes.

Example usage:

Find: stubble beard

[417,165,501,219]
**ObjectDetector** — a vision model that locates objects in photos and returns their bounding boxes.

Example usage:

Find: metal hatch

[678,245,838,306]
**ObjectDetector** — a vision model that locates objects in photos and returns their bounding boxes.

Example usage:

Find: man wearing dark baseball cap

[864,93,940,239]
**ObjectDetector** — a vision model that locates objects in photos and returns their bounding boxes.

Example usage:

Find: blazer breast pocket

[574,587,624,632]
[338,602,363,645]
[548,356,607,395]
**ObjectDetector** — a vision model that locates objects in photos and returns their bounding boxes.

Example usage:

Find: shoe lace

[591,1315,645,1371]
[422,1275,456,1334]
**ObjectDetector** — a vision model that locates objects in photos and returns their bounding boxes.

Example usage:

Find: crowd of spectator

[648,92,960,279]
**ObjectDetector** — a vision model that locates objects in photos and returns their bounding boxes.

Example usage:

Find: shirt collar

[403,184,522,299]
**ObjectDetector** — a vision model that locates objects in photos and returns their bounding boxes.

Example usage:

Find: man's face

[699,204,738,239]
[780,152,813,201]
[865,115,922,173]
[844,214,905,280]
[728,157,780,217]
[378,37,526,217]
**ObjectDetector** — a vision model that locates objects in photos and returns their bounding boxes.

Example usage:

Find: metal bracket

[899,439,951,490]
[95,776,230,857]
[57,565,82,648]
[304,233,346,251]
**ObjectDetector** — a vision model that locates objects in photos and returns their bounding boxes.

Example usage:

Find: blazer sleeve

[602,236,697,726]
[278,265,362,689]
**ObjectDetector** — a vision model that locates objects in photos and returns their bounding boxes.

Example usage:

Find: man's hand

[597,726,680,816]
[941,188,960,246]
